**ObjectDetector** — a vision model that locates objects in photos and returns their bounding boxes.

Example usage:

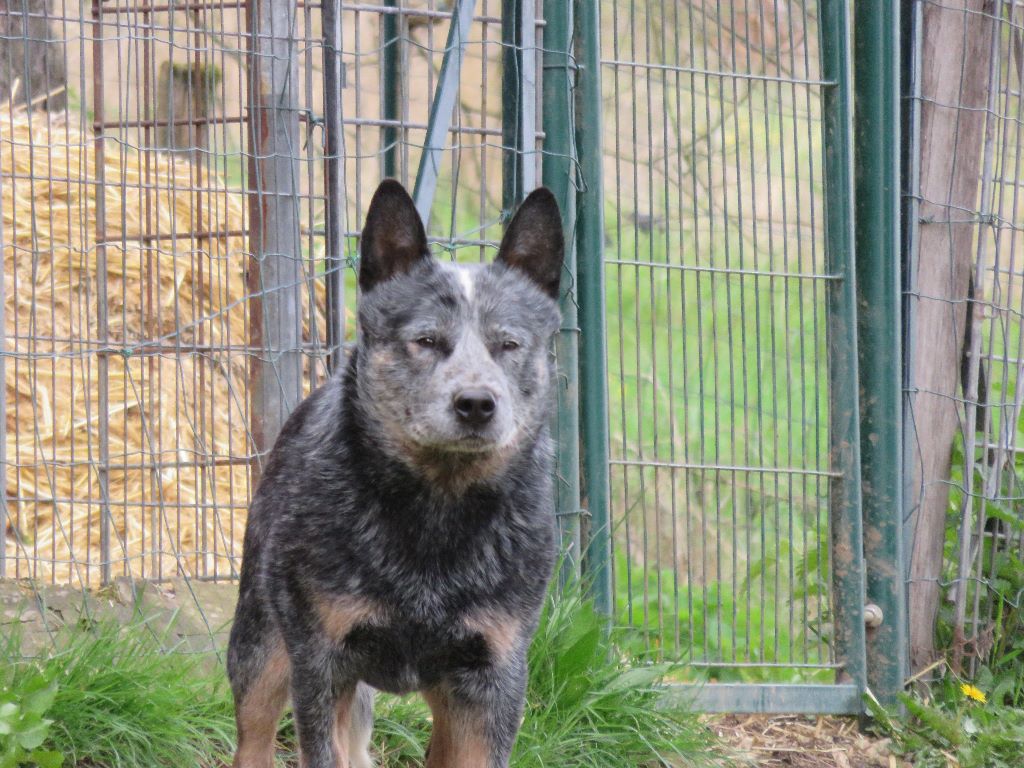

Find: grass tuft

[1,617,235,768]
[511,582,727,767]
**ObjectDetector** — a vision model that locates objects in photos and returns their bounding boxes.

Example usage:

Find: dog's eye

[501,339,520,352]
[415,336,437,349]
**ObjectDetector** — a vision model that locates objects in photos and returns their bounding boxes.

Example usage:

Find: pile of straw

[1,108,322,585]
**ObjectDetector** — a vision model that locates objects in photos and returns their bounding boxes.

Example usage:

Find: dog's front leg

[424,659,528,768]
[290,650,354,768]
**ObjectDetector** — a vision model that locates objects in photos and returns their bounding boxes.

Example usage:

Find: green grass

[0,584,725,767]
[1,619,235,768]
[512,582,726,767]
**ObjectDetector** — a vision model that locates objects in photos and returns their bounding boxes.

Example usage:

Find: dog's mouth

[405,424,516,455]
[428,433,500,454]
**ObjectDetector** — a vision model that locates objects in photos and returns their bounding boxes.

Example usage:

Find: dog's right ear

[359,180,430,291]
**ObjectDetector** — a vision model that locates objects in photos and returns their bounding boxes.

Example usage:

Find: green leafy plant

[867,683,1024,768]
[0,674,63,768]
[512,581,727,767]
[1,619,234,768]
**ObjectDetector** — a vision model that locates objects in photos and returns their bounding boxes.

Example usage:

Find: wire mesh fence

[10,0,1011,716]
[0,0,530,589]
[905,0,1024,676]
[600,0,841,682]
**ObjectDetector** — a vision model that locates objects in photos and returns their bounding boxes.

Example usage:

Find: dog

[227,179,565,768]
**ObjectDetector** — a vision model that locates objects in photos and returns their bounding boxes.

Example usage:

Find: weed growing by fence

[1,620,234,768]
[0,673,63,768]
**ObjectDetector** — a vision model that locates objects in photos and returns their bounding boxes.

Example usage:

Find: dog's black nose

[453,388,496,426]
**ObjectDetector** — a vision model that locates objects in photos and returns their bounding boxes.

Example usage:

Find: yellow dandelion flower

[960,683,987,703]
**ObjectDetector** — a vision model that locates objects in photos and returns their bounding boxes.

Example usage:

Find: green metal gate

[551,0,902,713]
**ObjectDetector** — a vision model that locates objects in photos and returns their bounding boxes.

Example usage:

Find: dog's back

[228,180,565,768]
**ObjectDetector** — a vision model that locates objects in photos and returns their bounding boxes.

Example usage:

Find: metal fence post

[381,0,402,179]
[502,0,523,211]
[502,0,537,206]
[246,0,304,474]
[541,0,581,582]
[323,0,347,370]
[91,0,112,584]
[573,0,610,617]
[819,0,868,702]
[854,0,908,709]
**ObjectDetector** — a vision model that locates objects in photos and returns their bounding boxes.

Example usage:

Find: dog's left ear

[496,188,564,300]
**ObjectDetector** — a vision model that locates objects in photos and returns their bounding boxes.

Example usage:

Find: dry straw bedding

[1,108,324,585]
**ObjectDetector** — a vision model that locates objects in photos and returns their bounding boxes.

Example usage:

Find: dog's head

[353,180,563,482]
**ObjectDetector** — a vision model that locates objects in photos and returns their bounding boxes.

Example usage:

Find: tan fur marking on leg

[348,684,375,768]
[332,688,355,768]
[463,610,522,665]
[314,594,382,643]
[423,690,491,768]
[233,643,291,768]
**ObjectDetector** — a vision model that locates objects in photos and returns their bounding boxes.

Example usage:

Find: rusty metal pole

[246,0,304,479]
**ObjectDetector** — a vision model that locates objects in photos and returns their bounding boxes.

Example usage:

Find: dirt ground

[711,715,900,767]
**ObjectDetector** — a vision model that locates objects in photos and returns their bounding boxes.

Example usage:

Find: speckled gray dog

[227,180,564,768]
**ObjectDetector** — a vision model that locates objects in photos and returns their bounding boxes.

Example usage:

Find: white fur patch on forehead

[441,261,477,303]
[457,269,475,302]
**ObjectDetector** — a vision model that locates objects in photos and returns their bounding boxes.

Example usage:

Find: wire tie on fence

[555,508,589,519]
[539,50,580,73]
[303,109,326,149]
[97,346,135,358]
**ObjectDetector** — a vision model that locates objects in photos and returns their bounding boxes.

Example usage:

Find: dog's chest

[339,617,508,694]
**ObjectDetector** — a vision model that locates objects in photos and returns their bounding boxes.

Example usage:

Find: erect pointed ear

[359,180,430,291]
[495,188,564,299]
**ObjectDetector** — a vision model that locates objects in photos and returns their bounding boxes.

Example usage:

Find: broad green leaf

[22,680,58,719]
[15,718,50,751]
[28,749,64,768]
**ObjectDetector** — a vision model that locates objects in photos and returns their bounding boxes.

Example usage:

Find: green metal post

[381,1,402,178]
[542,0,581,582]
[574,0,611,616]
[854,0,908,710]
[819,0,867,702]
[502,0,522,210]
[502,1,538,205]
